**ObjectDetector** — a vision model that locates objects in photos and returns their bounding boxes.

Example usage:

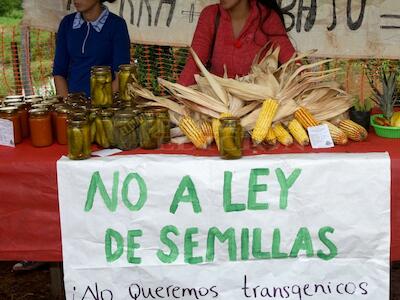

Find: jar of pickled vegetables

[219,117,243,160]
[152,107,170,143]
[13,102,29,138]
[56,106,69,145]
[67,119,91,160]
[118,64,136,102]
[29,109,53,147]
[113,109,138,150]
[96,110,114,148]
[87,107,100,144]
[139,110,163,149]
[91,66,113,107]
[0,106,22,144]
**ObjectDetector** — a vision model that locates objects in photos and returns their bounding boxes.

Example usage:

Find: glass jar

[56,107,69,145]
[139,110,163,149]
[87,107,100,144]
[67,119,91,160]
[13,103,30,138]
[152,107,170,143]
[91,66,113,107]
[29,109,53,147]
[0,106,22,144]
[97,110,114,148]
[118,64,136,102]
[4,96,24,106]
[113,109,138,150]
[219,117,243,160]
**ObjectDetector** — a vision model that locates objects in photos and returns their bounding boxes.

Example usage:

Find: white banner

[23,0,400,58]
[57,153,390,300]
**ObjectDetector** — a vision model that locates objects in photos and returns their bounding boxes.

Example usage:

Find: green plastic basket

[370,114,400,138]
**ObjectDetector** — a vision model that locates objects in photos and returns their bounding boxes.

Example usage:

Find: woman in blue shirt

[53,0,131,97]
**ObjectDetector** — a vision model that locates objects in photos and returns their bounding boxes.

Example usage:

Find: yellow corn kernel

[287,119,309,146]
[179,116,208,149]
[339,119,368,141]
[252,98,279,144]
[273,123,293,146]
[264,127,277,145]
[294,107,319,128]
[322,121,348,145]
[212,118,221,150]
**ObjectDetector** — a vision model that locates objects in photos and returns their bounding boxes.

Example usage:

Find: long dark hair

[254,0,286,43]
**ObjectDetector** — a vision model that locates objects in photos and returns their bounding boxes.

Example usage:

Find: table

[0,133,399,261]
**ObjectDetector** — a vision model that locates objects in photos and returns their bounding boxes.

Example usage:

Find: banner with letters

[57,153,390,300]
[23,0,400,58]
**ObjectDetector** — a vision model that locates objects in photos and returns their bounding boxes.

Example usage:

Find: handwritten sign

[22,0,400,59]
[57,153,390,300]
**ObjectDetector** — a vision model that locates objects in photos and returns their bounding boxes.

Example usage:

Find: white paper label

[0,119,15,147]
[308,124,334,149]
[91,148,123,157]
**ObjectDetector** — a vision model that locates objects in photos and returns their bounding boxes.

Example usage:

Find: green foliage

[0,0,22,17]
[352,96,375,112]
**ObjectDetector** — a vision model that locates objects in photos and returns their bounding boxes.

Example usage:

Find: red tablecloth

[0,133,399,261]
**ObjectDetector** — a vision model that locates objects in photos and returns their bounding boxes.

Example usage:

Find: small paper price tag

[307,124,334,149]
[0,119,15,147]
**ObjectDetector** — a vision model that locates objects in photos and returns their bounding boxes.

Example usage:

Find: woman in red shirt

[178,0,295,86]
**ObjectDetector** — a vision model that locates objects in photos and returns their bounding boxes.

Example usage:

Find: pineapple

[367,65,398,121]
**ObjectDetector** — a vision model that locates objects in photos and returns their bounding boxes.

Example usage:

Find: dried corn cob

[339,119,368,141]
[287,119,309,146]
[294,107,319,128]
[252,98,279,144]
[273,123,293,146]
[264,127,277,145]
[179,116,208,149]
[322,121,348,145]
[200,120,214,145]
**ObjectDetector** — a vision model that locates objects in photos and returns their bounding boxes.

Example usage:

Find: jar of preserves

[91,66,113,107]
[13,102,29,138]
[118,64,136,102]
[219,117,243,160]
[29,109,53,147]
[113,109,138,150]
[0,106,22,144]
[97,110,114,148]
[139,110,163,149]
[67,119,91,160]
[152,107,170,143]
[56,106,69,145]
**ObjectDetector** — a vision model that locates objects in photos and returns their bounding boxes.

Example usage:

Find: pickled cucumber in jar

[139,110,162,149]
[219,117,243,160]
[118,64,137,102]
[90,66,113,108]
[113,109,139,150]
[67,119,91,160]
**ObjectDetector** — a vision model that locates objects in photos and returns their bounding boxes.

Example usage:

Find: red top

[178,0,296,86]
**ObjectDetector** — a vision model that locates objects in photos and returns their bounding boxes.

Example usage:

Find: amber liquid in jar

[0,107,22,144]
[219,117,243,160]
[56,107,69,145]
[29,109,53,147]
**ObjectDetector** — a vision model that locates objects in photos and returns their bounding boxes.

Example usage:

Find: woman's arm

[178,5,219,86]
[53,17,70,97]
[263,10,296,63]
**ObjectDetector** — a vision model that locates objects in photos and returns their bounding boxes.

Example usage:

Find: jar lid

[68,119,88,126]
[5,95,24,100]
[68,111,88,121]
[29,108,49,116]
[25,98,42,104]
[31,103,50,109]
[45,95,63,102]
[25,95,43,100]
[119,64,136,71]
[100,110,113,117]
[91,65,111,70]
[0,106,18,114]
[11,102,27,109]
[56,106,69,114]
[115,108,134,118]
[4,100,24,106]
[220,116,240,123]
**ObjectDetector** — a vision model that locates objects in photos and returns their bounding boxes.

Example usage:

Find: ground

[0,261,399,299]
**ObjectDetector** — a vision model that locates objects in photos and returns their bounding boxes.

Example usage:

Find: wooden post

[10,41,22,94]
[20,25,34,96]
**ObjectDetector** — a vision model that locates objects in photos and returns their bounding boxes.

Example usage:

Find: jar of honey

[0,106,22,144]
[56,106,69,145]
[29,109,53,147]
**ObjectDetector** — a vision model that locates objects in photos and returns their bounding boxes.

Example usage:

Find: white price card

[307,124,334,149]
[0,119,15,147]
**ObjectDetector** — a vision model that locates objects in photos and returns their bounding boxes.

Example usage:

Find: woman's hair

[101,0,117,3]
[255,0,287,42]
